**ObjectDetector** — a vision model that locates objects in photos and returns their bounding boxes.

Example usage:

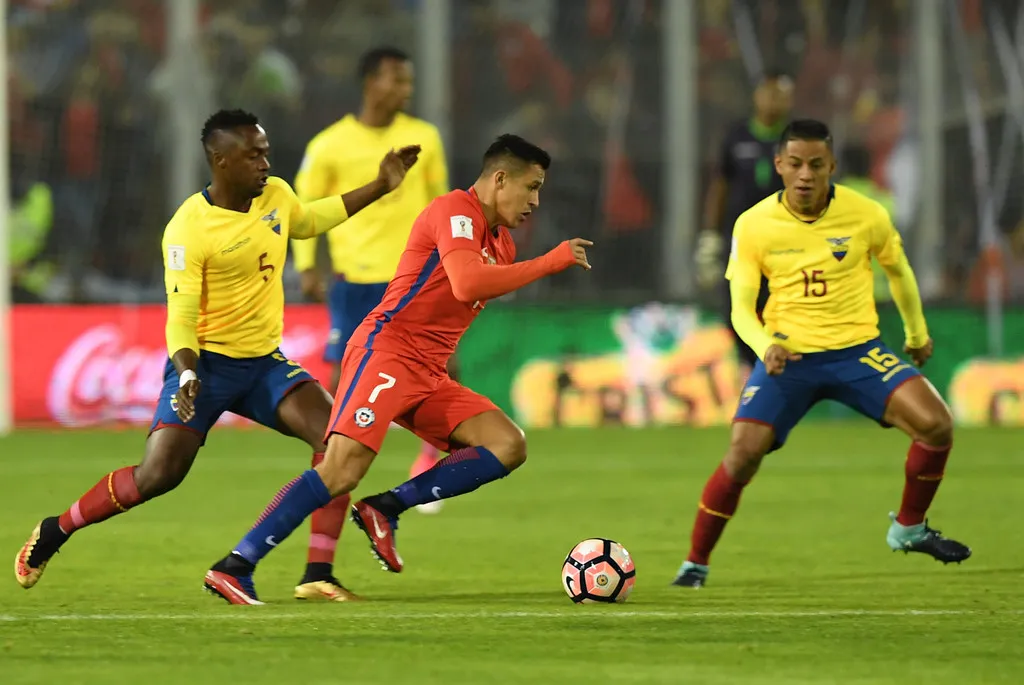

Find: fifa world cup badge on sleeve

[167,245,186,271]
[450,215,474,240]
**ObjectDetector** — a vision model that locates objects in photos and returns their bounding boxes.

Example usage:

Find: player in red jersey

[204,134,592,603]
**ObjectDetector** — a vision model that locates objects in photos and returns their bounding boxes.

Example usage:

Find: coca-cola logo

[48,325,168,427]
[46,323,329,428]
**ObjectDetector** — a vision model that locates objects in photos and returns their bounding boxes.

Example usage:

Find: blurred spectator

[968,223,1024,305]
[696,69,792,369]
[7,0,1016,307]
[840,145,895,303]
[9,182,55,303]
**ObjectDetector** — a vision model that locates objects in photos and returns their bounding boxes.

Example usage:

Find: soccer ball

[561,538,636,603]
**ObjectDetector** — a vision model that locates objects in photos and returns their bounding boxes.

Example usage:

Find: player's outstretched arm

[162,225,204,421]
[872,212,931,365]
[879,254,931,365]
[729,282,800,375]
[290,146,421,240]
[725,215,799,374]
[444,238,591,303]
[728,282,775,363]
[165,292,202,421]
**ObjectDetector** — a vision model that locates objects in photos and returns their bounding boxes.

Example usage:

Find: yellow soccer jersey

[291,112,448,283]
[726,184,907,352]
[162,177,347,359]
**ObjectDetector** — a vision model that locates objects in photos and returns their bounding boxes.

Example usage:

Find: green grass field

[0,423,1021,684]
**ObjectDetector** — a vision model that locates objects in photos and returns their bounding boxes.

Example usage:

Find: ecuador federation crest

[261,208,281,235]
[826,236,851,262]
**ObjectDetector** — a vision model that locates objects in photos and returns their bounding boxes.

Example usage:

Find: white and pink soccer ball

[562,538,636,603]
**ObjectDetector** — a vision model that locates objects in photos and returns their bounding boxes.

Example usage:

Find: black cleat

[887,513,972,564]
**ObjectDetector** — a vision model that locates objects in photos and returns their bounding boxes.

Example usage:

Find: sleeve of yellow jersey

[424,126,450,200]
[162,212,204,357]
[725,215,775,361]
[871,207,929,347]
[274,177,349,242]
[290,140,337,272]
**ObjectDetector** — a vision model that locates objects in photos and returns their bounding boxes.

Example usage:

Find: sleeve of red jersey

[433,196,578,303]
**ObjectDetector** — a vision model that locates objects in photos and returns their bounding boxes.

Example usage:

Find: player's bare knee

[316,452,361,495]
[317,436,375,496]
[722,446,764,481]
[134,460,187,499]
[136,432,198,498]
[723,424,772,480]
[277,382,332,449]
[918,404,954,447]
[487,425,528,471]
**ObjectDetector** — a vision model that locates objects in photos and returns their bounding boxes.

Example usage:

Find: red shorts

[325,346,498,453]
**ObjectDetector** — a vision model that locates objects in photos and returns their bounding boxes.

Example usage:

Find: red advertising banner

[12,305,332,427]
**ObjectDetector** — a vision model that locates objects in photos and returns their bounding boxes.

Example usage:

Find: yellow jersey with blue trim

[162,177,317,359]
[290,112,448,283]
[725,183,906,352]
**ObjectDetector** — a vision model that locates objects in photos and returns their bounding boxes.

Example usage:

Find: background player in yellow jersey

[15,110,418,602]
[291,46,452,518]
[673,119,971,588]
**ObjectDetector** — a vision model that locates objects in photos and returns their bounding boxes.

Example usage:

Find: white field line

[0,608,1021,622]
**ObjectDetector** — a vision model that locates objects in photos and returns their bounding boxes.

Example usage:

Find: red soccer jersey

[348,188,516,372]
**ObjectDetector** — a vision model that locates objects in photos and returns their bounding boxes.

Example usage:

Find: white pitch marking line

[0,609,1021,622]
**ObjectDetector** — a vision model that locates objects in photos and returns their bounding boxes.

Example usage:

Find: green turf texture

[1,423,1021,684]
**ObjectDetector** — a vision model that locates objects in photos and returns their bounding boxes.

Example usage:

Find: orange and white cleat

[294,578,361,602]
[15,518,65,589]
[15,522,47,589]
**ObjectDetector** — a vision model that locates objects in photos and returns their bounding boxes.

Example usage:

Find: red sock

[896,442,950,526]
[57,467,144,535]
[307,452,349,567]
[687,464,749,566]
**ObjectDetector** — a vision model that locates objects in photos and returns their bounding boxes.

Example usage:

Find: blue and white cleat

[886,512,971,564]
[671,561,709,588]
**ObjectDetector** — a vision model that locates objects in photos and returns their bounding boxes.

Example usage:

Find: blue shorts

[149,349,316,443]
[325,279,389,363]
[734,338,921,451]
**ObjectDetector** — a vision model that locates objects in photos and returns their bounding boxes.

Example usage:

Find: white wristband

[179,369,198,388]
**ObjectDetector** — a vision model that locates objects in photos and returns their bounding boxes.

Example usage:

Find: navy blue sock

[233,470,332,566]
[388,447,509,514]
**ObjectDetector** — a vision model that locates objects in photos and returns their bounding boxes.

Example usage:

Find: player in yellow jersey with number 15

[291,46,452,524]
[673,119,971,589]
[16,109,418,604]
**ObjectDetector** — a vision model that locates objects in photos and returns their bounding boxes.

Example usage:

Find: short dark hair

[481,134,551,173]
[778,119,833,150]
[201,109,260,147]
[359,46,411,82]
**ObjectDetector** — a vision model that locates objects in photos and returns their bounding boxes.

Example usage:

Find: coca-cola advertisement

[12,305,332,427]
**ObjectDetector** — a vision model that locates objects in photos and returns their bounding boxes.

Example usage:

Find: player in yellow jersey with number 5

[291,47,453,532]
[673,120,971,588]
[15,110,418,603]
